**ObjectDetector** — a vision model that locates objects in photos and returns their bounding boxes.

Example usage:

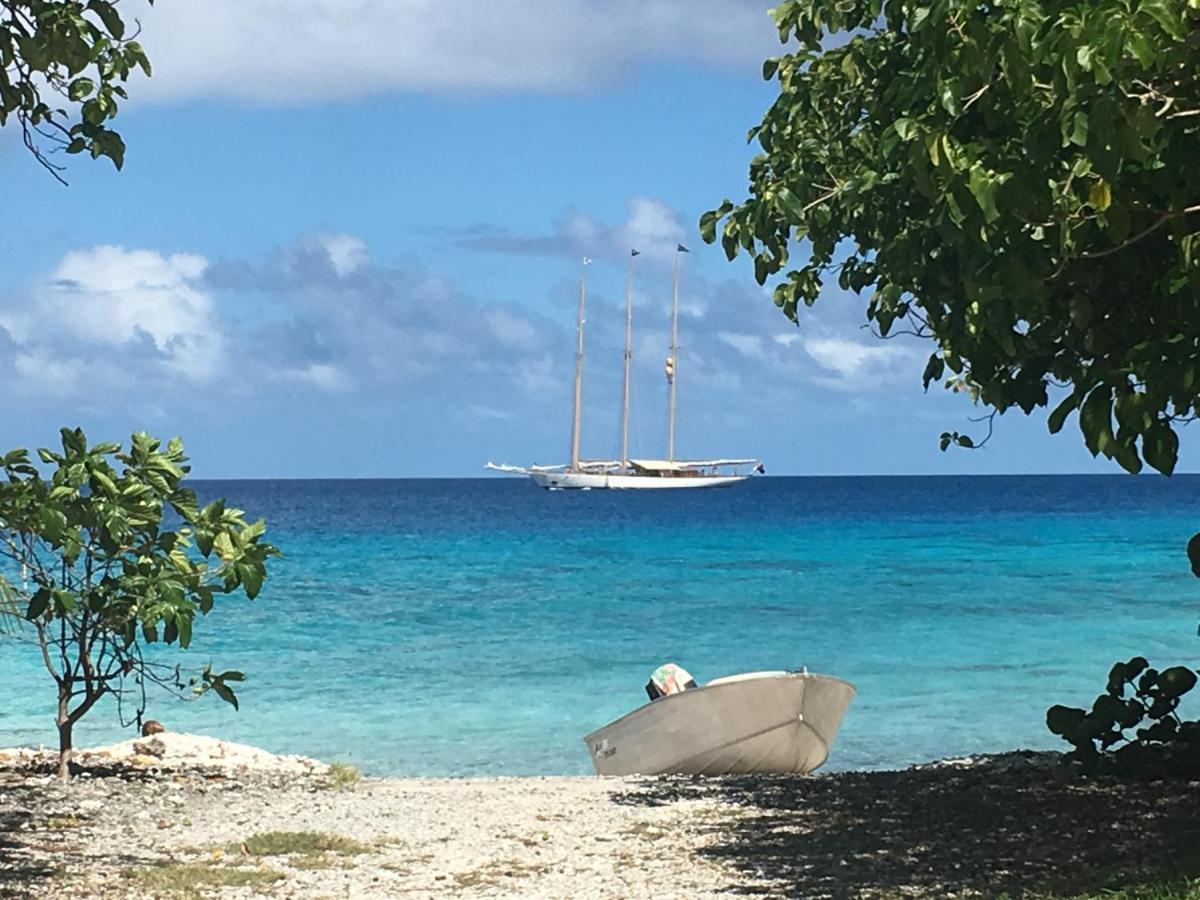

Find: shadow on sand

[0,776,61,899]
[0,761,160,899]
[611,754,1200,898]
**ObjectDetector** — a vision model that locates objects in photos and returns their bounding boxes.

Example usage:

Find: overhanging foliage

[1,0,153,181]
[705,0,1200,475]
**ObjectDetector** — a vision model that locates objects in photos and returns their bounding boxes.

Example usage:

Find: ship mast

[569,258,590,472]
[666,244,687,462]
[619,250,638,472]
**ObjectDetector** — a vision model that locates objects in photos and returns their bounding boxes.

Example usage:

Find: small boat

[487,246,763,489]
[583,667,856,776]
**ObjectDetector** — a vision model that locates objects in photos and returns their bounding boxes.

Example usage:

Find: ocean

[2,475,1198,776]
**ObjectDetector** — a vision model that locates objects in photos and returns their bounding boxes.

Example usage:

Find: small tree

[0,428,279,778]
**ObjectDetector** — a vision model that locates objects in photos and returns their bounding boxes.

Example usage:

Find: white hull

[529,471,747,490]
[584,671,856,776]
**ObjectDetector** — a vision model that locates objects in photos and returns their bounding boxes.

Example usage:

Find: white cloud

[718,331,765,359]
[317,234,368,277]
[13,352,84,397]
[803,336,916,391]
[485,309,540,351]
[458,196,690,261]
[281,363,350,391]
[619,198,686,259]
[135,1,777,104]
[35,246,222,383]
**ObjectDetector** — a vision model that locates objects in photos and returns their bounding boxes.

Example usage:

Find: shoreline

[3,734,1199,898]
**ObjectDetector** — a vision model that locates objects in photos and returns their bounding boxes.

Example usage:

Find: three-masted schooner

[487,244,763,490]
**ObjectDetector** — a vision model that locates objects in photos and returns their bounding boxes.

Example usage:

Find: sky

[1,0,1192,478]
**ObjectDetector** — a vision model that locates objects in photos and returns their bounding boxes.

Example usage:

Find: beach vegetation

[45,814,85,829]
[0,1,154,182]
[235,830,371,857]
[325,760,362,790]
[705,0,1200,482]
[1047,656,1200,774]
[127,860,285,899]
[0,428,280,778]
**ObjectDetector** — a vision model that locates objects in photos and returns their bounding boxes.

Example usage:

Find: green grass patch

[325,761,362,790]
[1070,879,1200,900]
[236,830,370,857]
[45,815,85,829]
[127,861,284,899]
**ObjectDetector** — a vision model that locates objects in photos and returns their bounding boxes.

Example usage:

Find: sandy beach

[1,733,1198,898]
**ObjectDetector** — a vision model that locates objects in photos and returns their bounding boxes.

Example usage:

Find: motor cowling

[645,662,697,700]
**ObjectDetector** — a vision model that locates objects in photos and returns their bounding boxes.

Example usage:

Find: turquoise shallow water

[2,475,1198,775]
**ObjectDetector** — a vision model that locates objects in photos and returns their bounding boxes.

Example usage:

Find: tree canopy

[1,0,152,181]
[704,0,1200,476]
[0,429,278,777]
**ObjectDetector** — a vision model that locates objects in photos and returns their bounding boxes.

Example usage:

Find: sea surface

[2,475,1199,776]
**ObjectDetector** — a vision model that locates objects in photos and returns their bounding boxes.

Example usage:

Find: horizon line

[183,471,1200,481]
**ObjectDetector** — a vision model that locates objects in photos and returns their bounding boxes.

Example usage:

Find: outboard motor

[645,663,698,701]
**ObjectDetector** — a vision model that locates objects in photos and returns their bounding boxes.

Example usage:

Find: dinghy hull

[583,671,855,776]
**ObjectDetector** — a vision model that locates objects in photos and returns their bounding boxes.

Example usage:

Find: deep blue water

[2,475,1199,776]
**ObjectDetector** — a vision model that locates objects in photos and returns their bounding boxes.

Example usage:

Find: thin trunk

[56,687,72,779]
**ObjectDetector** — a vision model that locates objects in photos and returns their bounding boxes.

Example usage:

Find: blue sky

[0,0,1192,477]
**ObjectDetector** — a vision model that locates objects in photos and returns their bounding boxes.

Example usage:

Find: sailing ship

[487,244,763,490]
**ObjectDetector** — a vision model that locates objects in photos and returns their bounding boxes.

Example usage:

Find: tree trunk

[56,689,73,780]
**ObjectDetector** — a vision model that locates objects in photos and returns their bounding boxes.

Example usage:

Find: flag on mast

[631,249,640,257]
[677,244,690,253]
[582,256,592,265]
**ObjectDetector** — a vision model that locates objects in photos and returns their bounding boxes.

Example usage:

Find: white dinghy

[583,665,856,777]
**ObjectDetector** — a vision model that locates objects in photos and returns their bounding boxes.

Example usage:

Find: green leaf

[967,165,1000,224]
[87,1,125,39]
[1140,0,1187,39]
[238,563,264,600]
[1047,394,1078,435]
[1047,704,1086,736]
[211,680,239,710]
[1142,422,1179,475]
[68,77,95,101]
[1069,110,1089,146]
[775,188,806,222]
[921,353,944,390]
[195,529,214,557]
[26,589,51,621]
[1088,178,1112,211]
[39,506,68,543]
[1158,667,1198,700]
[1187,533,1200,577]
[1078,386,1112,456]
[125,41,152,77]
[894,117,917,141]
